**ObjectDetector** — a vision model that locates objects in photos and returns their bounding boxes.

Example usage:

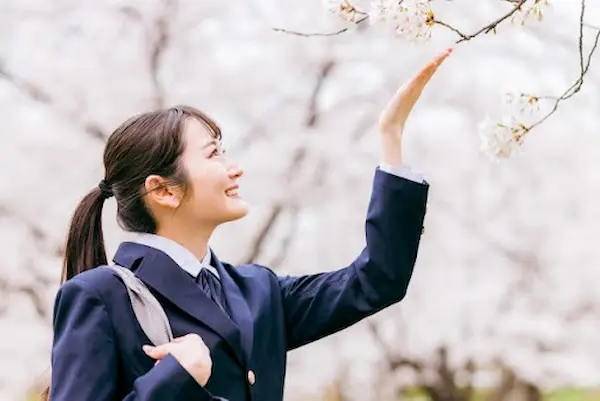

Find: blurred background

[1,0,600,400]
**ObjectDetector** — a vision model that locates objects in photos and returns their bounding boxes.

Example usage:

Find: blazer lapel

[212,253,254,363]
[113,242,245,367]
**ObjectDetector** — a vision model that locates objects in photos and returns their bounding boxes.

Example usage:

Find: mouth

[225,185,240,198]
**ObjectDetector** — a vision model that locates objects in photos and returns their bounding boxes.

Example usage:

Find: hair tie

[98,179,114,199]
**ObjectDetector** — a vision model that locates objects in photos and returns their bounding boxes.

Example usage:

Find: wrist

[378,117,405,138]
[380,133,403,165]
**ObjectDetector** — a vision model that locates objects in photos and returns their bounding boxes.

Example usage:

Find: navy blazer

[50,169,428,401]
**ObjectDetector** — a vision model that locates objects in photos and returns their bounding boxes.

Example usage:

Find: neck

[155,224,215,261]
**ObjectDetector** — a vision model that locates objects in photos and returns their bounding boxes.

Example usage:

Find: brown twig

[272,14,369,37]
[523,0,599,131]
[436,0,528,44]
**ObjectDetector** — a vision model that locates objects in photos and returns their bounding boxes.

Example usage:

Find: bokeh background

[1,0,599,400]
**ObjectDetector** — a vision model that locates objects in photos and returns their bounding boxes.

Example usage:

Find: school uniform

[50,166,428,401]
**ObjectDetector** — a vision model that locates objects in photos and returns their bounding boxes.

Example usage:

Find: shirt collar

[130,233,219,279]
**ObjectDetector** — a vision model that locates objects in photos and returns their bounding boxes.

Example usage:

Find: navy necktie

[197,269,230,316]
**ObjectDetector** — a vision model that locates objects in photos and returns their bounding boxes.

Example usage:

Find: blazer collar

[112,242,253,366]
[130,233,217,278]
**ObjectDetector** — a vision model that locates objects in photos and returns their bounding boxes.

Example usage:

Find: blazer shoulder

[60,267,127,304]
[224,262,279,282]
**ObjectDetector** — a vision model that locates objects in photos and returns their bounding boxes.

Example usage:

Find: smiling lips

[225,185,239,198]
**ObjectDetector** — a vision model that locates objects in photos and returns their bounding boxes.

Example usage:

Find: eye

[209,146,226,158]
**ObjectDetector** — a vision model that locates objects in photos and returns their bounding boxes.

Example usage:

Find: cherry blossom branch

[479,0,599,160]
[522,0,599,132]
[272,0,527,42]
[434,0,527,43]
[272,13,369,37]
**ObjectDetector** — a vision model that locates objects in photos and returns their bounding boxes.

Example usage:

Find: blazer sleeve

[278,168,428,350]
[50,277,217,401]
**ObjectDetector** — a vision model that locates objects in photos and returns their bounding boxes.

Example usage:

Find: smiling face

[177,117,249,225]
[143,116,249,232]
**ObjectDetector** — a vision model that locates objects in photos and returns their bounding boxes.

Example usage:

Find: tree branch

[273,0,526,42]
[523,0,599,131]
[0,204,62,257]
[272,14,369,37]
[0,62,107,141]
[306,60,336,127]
[266,205,300,269]
[0,277,51,321]
[241,59,336,265]
[150,0,177,108]
[241,203,285,264]
[435,0,528,44]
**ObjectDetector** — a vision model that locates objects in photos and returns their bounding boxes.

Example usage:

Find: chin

[223,199,250,222]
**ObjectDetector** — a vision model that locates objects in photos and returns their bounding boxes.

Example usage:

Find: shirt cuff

[378,164,425,184]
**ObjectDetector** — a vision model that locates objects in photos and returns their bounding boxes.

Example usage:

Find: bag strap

[105,265,174,346]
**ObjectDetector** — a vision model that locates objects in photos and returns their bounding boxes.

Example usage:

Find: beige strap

[105,265,173,346]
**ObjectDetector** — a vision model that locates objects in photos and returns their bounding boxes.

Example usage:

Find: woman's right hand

[143,333,212,386]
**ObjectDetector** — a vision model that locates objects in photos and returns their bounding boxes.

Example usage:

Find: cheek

[187,166,228,204]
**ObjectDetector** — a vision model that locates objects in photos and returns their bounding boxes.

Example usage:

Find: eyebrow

[201,139,219,149]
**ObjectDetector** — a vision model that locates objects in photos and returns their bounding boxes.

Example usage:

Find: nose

[227,160,244,180]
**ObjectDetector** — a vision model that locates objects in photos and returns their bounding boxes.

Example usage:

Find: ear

[144,175,183,210]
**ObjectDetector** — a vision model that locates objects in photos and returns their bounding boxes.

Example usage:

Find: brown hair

[38,106,221,401]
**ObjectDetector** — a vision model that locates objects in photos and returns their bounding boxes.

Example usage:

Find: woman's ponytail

[61,182,112,283]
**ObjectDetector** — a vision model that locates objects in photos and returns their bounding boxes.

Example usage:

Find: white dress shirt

[132,233,219,278]
[131,164,425,280]
[379,164,425,183]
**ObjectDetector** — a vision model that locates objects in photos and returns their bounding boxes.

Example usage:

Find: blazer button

[247,370,256,385]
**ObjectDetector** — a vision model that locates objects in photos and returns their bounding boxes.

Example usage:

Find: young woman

[49,49,452,401]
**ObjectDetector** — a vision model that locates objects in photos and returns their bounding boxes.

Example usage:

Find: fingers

[143,334,207,362]
[426,48,453,71]
[419,47,453,78]
[176,333,206,346]
[143,344,171,360]
[173,333,201,342]
[433,47,453,66]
